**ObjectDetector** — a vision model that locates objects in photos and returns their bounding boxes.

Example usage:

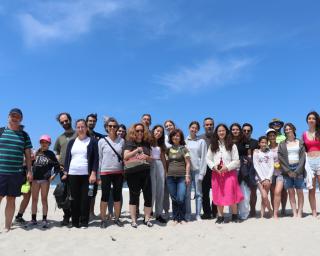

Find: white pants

[150,160,165,216]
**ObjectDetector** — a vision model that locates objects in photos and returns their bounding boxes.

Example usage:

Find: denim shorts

[308,156,320,176]
[272,175,284,184]
[284,176,305,190]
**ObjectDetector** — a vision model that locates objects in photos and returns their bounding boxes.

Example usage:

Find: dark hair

[151,125,166,153]
[168,129,186,146]
[75,119,90,136]
[230,123,245,144]
[306,111,320,140]
[242,123,253,132]
[189,121,200,130]
[119,124,127,131]
[210,124,233,152]
[56,112,72,123]
[258,136,268,143]
[141,113,152,123]
[203,117,214,123]
[283,123,297,138]
[86,113,97,122]
[104,117,119,132]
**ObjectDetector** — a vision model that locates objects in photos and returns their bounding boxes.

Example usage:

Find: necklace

[308,131,315,140]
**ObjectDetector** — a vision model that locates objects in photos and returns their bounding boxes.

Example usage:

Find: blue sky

[0,0,319,148]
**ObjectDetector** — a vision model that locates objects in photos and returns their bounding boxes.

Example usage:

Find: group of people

[0,108,320,232]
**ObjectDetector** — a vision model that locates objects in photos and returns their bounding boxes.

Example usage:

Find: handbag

[124,153,150,174]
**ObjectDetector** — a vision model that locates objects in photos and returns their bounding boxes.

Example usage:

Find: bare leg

[144,206,152,220]
[308,178,317,217]
[280,187,288,215]
[270,183,275,210]
[230,204,238,214]
[31,182,40,215]
[17,191,31,215]
[273,181,284,219]
[40,182,50,217]
[114,201,121,220]
[100,201,107,221]
[249,187,257,217]
[129,204,137,224]
[5,197,16,231]
[296,189,304,218]
[288,189,297,217]
[217,206,224,217]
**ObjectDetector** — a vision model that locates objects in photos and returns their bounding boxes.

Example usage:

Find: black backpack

[53,182,71,210]
[0,127,29,142]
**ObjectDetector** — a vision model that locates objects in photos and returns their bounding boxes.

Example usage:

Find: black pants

[101,174,123,202]
[202,167,217,217]
[69,175,90,227]
[126,169,152,207]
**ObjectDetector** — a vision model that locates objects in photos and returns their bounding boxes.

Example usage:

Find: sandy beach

[1,189,320,256]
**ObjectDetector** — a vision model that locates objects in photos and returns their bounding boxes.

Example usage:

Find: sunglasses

[272,122,282,126]
[135,129,144,133]
[108,125,118,128]
[243,129,251,133]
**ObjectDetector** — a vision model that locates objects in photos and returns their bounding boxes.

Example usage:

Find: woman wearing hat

[30,135,61,228]
[269,118,286,144]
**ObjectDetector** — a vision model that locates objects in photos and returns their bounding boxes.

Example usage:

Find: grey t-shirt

[54,130,76,166]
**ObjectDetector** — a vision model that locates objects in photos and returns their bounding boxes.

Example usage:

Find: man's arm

[25,148,32,181]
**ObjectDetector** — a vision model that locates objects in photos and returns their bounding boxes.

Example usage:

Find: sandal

[143,219,153,227]
[131,222,138,228]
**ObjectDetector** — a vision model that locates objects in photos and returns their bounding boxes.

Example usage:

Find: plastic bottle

[88,184,94,197]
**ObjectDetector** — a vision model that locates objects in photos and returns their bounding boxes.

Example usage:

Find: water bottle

[88,184,94,197]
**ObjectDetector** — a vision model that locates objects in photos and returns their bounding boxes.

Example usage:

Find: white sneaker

[196,215,202,221]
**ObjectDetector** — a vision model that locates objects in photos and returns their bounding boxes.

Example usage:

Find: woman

[63,119,98,228]
[267,128,286,219]
[31,135,60,228]
[303,111,320,217]
[206,124,243,224]
[185,121,207,221]
[253,136,273,218]
[278,123,305,217]
[98,117,124,228]
[117,124,127,139]
[123,123,153,228]
[230,123,251,220]
[150,125,167,223]
[164,120,176,148]
[166,129,191,224]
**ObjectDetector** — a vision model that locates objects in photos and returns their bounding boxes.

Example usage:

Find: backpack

[53,182,71,210]
[0,127,29,142]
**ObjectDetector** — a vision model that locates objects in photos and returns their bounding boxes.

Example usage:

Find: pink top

[303,132,320,152]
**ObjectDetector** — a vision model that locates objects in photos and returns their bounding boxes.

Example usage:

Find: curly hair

[127,123,151,144]
[168,129,186,146]
[210,124,233,153]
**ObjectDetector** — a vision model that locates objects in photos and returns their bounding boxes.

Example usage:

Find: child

[253,136,274,218]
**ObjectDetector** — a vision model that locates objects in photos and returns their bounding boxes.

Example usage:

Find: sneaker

[196,215,202,221]
[114,219,124,227]
[15,216,26,224]
[156,216,167,224]
[100,220,107,229]
[80,223,88,229]
[143,219,153,227]
[231,214,239,223]
[30,219,38,226]
[42,220,49,229]
[215,216,224,224]
[60,218,70,227]
[201,214,212,220]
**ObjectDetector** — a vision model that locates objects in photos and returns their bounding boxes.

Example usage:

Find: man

[141,114,152,131]
[86,113,104,217]
[86,113,104,141]
[200,117,217,219]
[54,112,75,226]
[0,108,32,232]
[242,123,259,217]
[268,118,286,143]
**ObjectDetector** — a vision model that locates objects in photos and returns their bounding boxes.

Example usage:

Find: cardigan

[64,136,99,175]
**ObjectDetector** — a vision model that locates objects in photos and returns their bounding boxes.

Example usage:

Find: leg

[126,173,140,224]
[184,173,192,221]
[176,177,187,223]
[16,191,31,218]
[112,174,123,220]
[100,175,112,222]
[68,175,81,227]
[80,176,89,226]
[150,161,157,214]
[270,182,275,210]
[249,186,257,217]
[155,161,165,218]
[296,189,304,217]
[273,179,284,219]
[166,177,178,221]
[308,177,317,217]
[40,182,50,217]
[280,186,288,215]
[202,168,212,218]
[288,188,297,217]
[5,196,16,231]
[194,170,203,218]
[31,182,41,217]
[142,171,152,221]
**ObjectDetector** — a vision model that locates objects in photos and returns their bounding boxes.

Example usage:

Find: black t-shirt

[124,141,151,156]
[32,150,60,180]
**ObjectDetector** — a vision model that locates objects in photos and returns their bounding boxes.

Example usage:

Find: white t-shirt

[151,146,161,160]
[69,137,90,175]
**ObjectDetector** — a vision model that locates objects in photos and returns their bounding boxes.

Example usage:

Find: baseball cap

[265,128,277,136]
[9,108,23,118]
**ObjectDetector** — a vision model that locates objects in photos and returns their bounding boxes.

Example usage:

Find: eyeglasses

[243,129,251,133]
[108,125,118,128]
[60,120,69,125]
[135,129,144,133]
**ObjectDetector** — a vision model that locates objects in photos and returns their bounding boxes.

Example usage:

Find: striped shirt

[0,128,32,174]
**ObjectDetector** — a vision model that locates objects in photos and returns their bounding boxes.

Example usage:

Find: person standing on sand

[0,108,32,232]
[278,123,305,218]
[54,112,76,226]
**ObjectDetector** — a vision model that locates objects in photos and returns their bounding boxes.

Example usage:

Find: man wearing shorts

[0,108,32,232]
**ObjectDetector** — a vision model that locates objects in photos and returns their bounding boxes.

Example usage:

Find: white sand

[1,189,320,256]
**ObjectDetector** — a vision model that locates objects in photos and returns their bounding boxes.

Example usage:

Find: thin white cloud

[18,0,140,46]
[157,58,254,93]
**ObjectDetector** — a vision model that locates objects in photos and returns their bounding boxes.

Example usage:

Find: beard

[63,123,72,130]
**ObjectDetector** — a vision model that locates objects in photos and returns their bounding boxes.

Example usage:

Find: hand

[185,175,191,185]
[89,172,96,184]
[97,179,102,185]
[27,171,33,182]
[61,174,68,180]
[49,175,56,182]
[137,154,148,161]
[136,147,143,154]
[262,180,271,189]
[220,165,228,173]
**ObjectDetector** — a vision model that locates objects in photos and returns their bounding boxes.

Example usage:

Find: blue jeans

[185,170,202,219]
[166,176,186,222]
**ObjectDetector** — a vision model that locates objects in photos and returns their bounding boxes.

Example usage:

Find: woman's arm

[267,151,274,180]
[277,143,291,175]
[185,156,191,185]
[253,150,264,180]
[226,144,240,171]
[295,140,306,176]
[199,139,208,180]
[124,148,140,161]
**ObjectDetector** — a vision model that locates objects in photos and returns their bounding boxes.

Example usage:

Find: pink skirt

[211,170,244,206]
